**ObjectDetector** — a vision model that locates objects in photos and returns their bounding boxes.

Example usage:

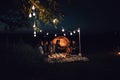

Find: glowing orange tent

[52,36,70,47]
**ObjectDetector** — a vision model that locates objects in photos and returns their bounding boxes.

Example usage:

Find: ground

[1,53,120,80]
[45,53,89,63]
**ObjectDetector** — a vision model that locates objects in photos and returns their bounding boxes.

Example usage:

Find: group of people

[38,40,78,57]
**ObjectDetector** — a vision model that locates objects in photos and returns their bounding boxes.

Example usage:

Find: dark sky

[0,0,119,34]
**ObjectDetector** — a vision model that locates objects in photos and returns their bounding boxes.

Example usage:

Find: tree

[22,0,64,29]
[0,10,30,32]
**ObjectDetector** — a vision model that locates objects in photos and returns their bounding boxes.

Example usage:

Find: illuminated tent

[52,36,70,47]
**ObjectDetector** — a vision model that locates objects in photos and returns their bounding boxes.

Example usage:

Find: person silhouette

[55,40,61,54]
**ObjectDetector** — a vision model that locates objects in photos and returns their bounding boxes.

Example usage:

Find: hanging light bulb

[62,28,65,32]
[73,30,76,34]
[40,30,42,32]
[29,13,32,18]
[33,12,36,16]
[63,33,66,36]
[53,18,59,24]
[32,5,35,10]
[34,34,36,37]
[55,34,57,37]
[46,32,49,35]
[70,32,73,35]
[77,28,80,32]
[33,23,36,28]
[34,31,36,37]
[34,31,36,35]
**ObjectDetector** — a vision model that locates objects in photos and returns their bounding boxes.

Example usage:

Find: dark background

[0,0,119,34]
[0,0,120,80]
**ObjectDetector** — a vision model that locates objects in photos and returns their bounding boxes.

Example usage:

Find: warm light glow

[53,18,59,24]
[60,38,67,46]
[48,53,66,59]
[52,36,70,47]
[32,5,35,10]
[53,18,56,23]
[118,52,120,55]
[117,52,120,55]
[29,13,32,18]
[42,9,45,12]
[33,12,36,16]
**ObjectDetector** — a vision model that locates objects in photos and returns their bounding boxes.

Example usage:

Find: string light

[32,5,35,10]
[73,30,76,34]
[77,28,80,32]
[46,32,49,35]
[34,31,36,35]
[55,34,57,37]
[32,27,80,37]
[70,32,73,35]
[53,18,59,24]
[25,0,64,37]
[40,30,42,32]
[33,23,36,28]
[33,12,36,16]
[34,31,36,37]
[62,28,65,32]
[29,13,32,18]
[63,33,66,36]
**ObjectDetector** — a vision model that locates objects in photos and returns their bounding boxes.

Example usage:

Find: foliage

[0,10,30,32]
[22,0,64,28]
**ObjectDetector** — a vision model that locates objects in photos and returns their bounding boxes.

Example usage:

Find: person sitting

[43,41,49,56]
[49,41,55,55]
[38,41,44,56]
[55,40,61,54]
[71,40,78,55]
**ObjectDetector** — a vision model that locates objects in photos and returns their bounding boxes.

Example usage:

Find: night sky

[0,0,119,34]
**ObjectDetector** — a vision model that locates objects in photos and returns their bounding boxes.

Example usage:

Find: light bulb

[46,32,49,35]
[62,28,65,32]
[77,28,80,32]
[33,24,36,27]
[33,12,36,16]
[34,34,36,37]
[70,32,73,35]
[34,31,36,35]
[63,33,66,36]
[40,30,42,32]
[29,13,32,18]
[73,30,76,34]
[55,34,57,37]
[53,18,59,24]
[32,5,35,10]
